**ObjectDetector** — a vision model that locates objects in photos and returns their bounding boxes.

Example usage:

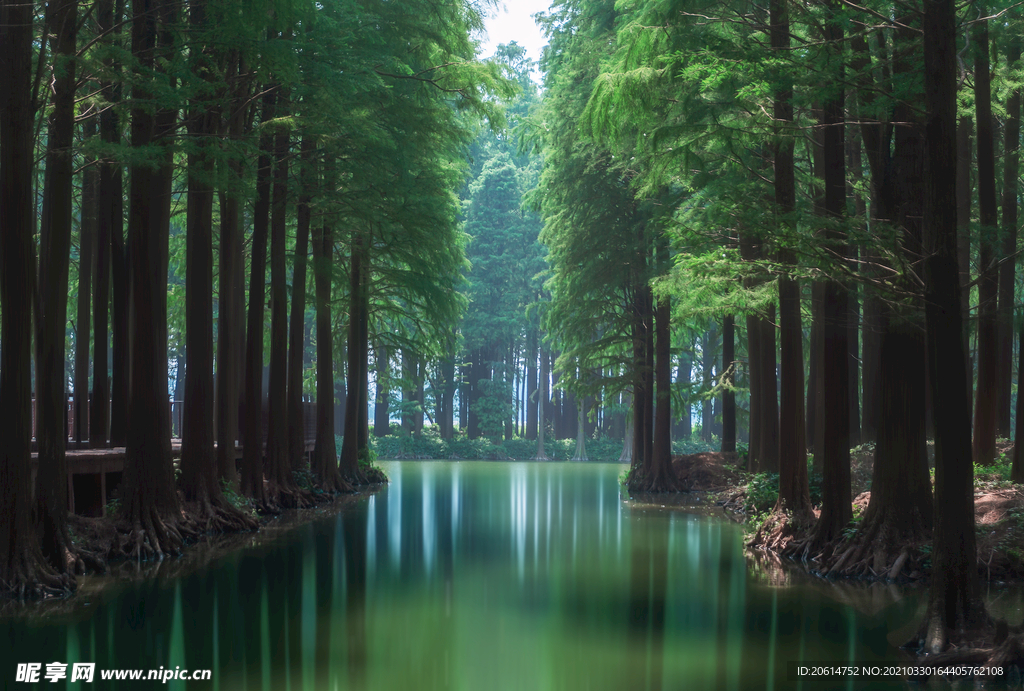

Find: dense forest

[0,0,1020,662]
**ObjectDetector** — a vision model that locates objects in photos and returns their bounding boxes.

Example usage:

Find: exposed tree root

[316,469,354,495]
[747,508,815,554]
[625,463,684,493]
[265,480,318,511]
[341,465,388,488]
[0,548,73,600]
[815,508,929,581]
[118,504,198,562]
[185,496,259,535]
[902,617,1024,683]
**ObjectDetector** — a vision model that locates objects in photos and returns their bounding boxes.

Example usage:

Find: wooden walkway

[33,400,320,516]
[37,438,317,518]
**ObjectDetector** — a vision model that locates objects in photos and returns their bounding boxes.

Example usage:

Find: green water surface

[5,461,952,690]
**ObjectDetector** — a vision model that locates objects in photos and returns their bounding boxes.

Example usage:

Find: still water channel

[5,461,985,690]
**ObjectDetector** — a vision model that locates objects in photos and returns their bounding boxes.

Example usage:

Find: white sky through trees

[478,1,551,67]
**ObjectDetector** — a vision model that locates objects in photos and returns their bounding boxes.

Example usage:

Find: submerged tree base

[0,549,73,601]
[624,463,683,493]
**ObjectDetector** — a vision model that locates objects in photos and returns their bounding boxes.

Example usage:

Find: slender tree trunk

[973,12,999,465]
[287,136,313,471]
[534,344,550,460]
[806,286,821,455]
[678,347,691,440]
[121,0,186,558]
[402,349,416,435]
[642,289,655,465]
[240,87,275,504]
[758,306,779,472]
[772,0,807,510]
[997,37,1020,439]
[311,199,346,491]
[630,321,646,472]
[440,348,456,439]
[0,0,63,594]
[35,0,78,575]
[340,231,372,483]
[265,85,294,500]
[721,315,736,453]
[458,363,468,432]
[957,116,974,416]
[810,9,851,546]
[921,0,980,650]
[702,324,715,443]
[215,52,246,487]
[75,118,97,444]
[746,310,762,471]
[646,292,676,489]
[847,258,860,447]
[90,0,120,447]
[1012,323,1024,481]
[374,344,390,437]
[526,328,538,440]
[179,4,220,510]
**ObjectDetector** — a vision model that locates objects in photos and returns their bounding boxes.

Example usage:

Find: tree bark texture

[240,88,275,504]
[997,37,1020,439]
[921,0,980,650]
[972,14,998,465]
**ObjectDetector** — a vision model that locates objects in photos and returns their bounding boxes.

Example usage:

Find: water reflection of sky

[4,461,978,690]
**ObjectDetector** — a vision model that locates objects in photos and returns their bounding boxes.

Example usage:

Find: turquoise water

[5,461,936,689]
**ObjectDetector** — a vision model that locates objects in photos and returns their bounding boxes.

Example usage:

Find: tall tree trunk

[757,306,779,472]
[402,348,417,435]
[121,0,187,558]
[340,231,377,485]
[997,37,1020,439]
[75,117,97,444]
[772,0,808,511]
[240,87,275,504]
[810,9,850,546]
[215,52,246,487]
[677,347,691,440]
[642,288,655,465]
[645,293,677,489]
[179,6,252,530]
[846,28,933,572]
[534,344,550,460]
[458,363,468,432]
[374,344,390,437]
[702,324,715,443]
[91,0,121,447]
[0,0,63,595]
[526,328,538,440]
[1012,322,1024,481]
[920,0,980,650]
[973,12,999,465]
[287,136,313,470]
[439,348,456,440]
[721,315,736,453]
[35,0,78,576]
[847,257,860,447]
[746,309,762,470]
[956,116,973,417]
[265,84,295,502]
[630,319,647,473]
[311,201,347,491]
[179,10,220,510]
